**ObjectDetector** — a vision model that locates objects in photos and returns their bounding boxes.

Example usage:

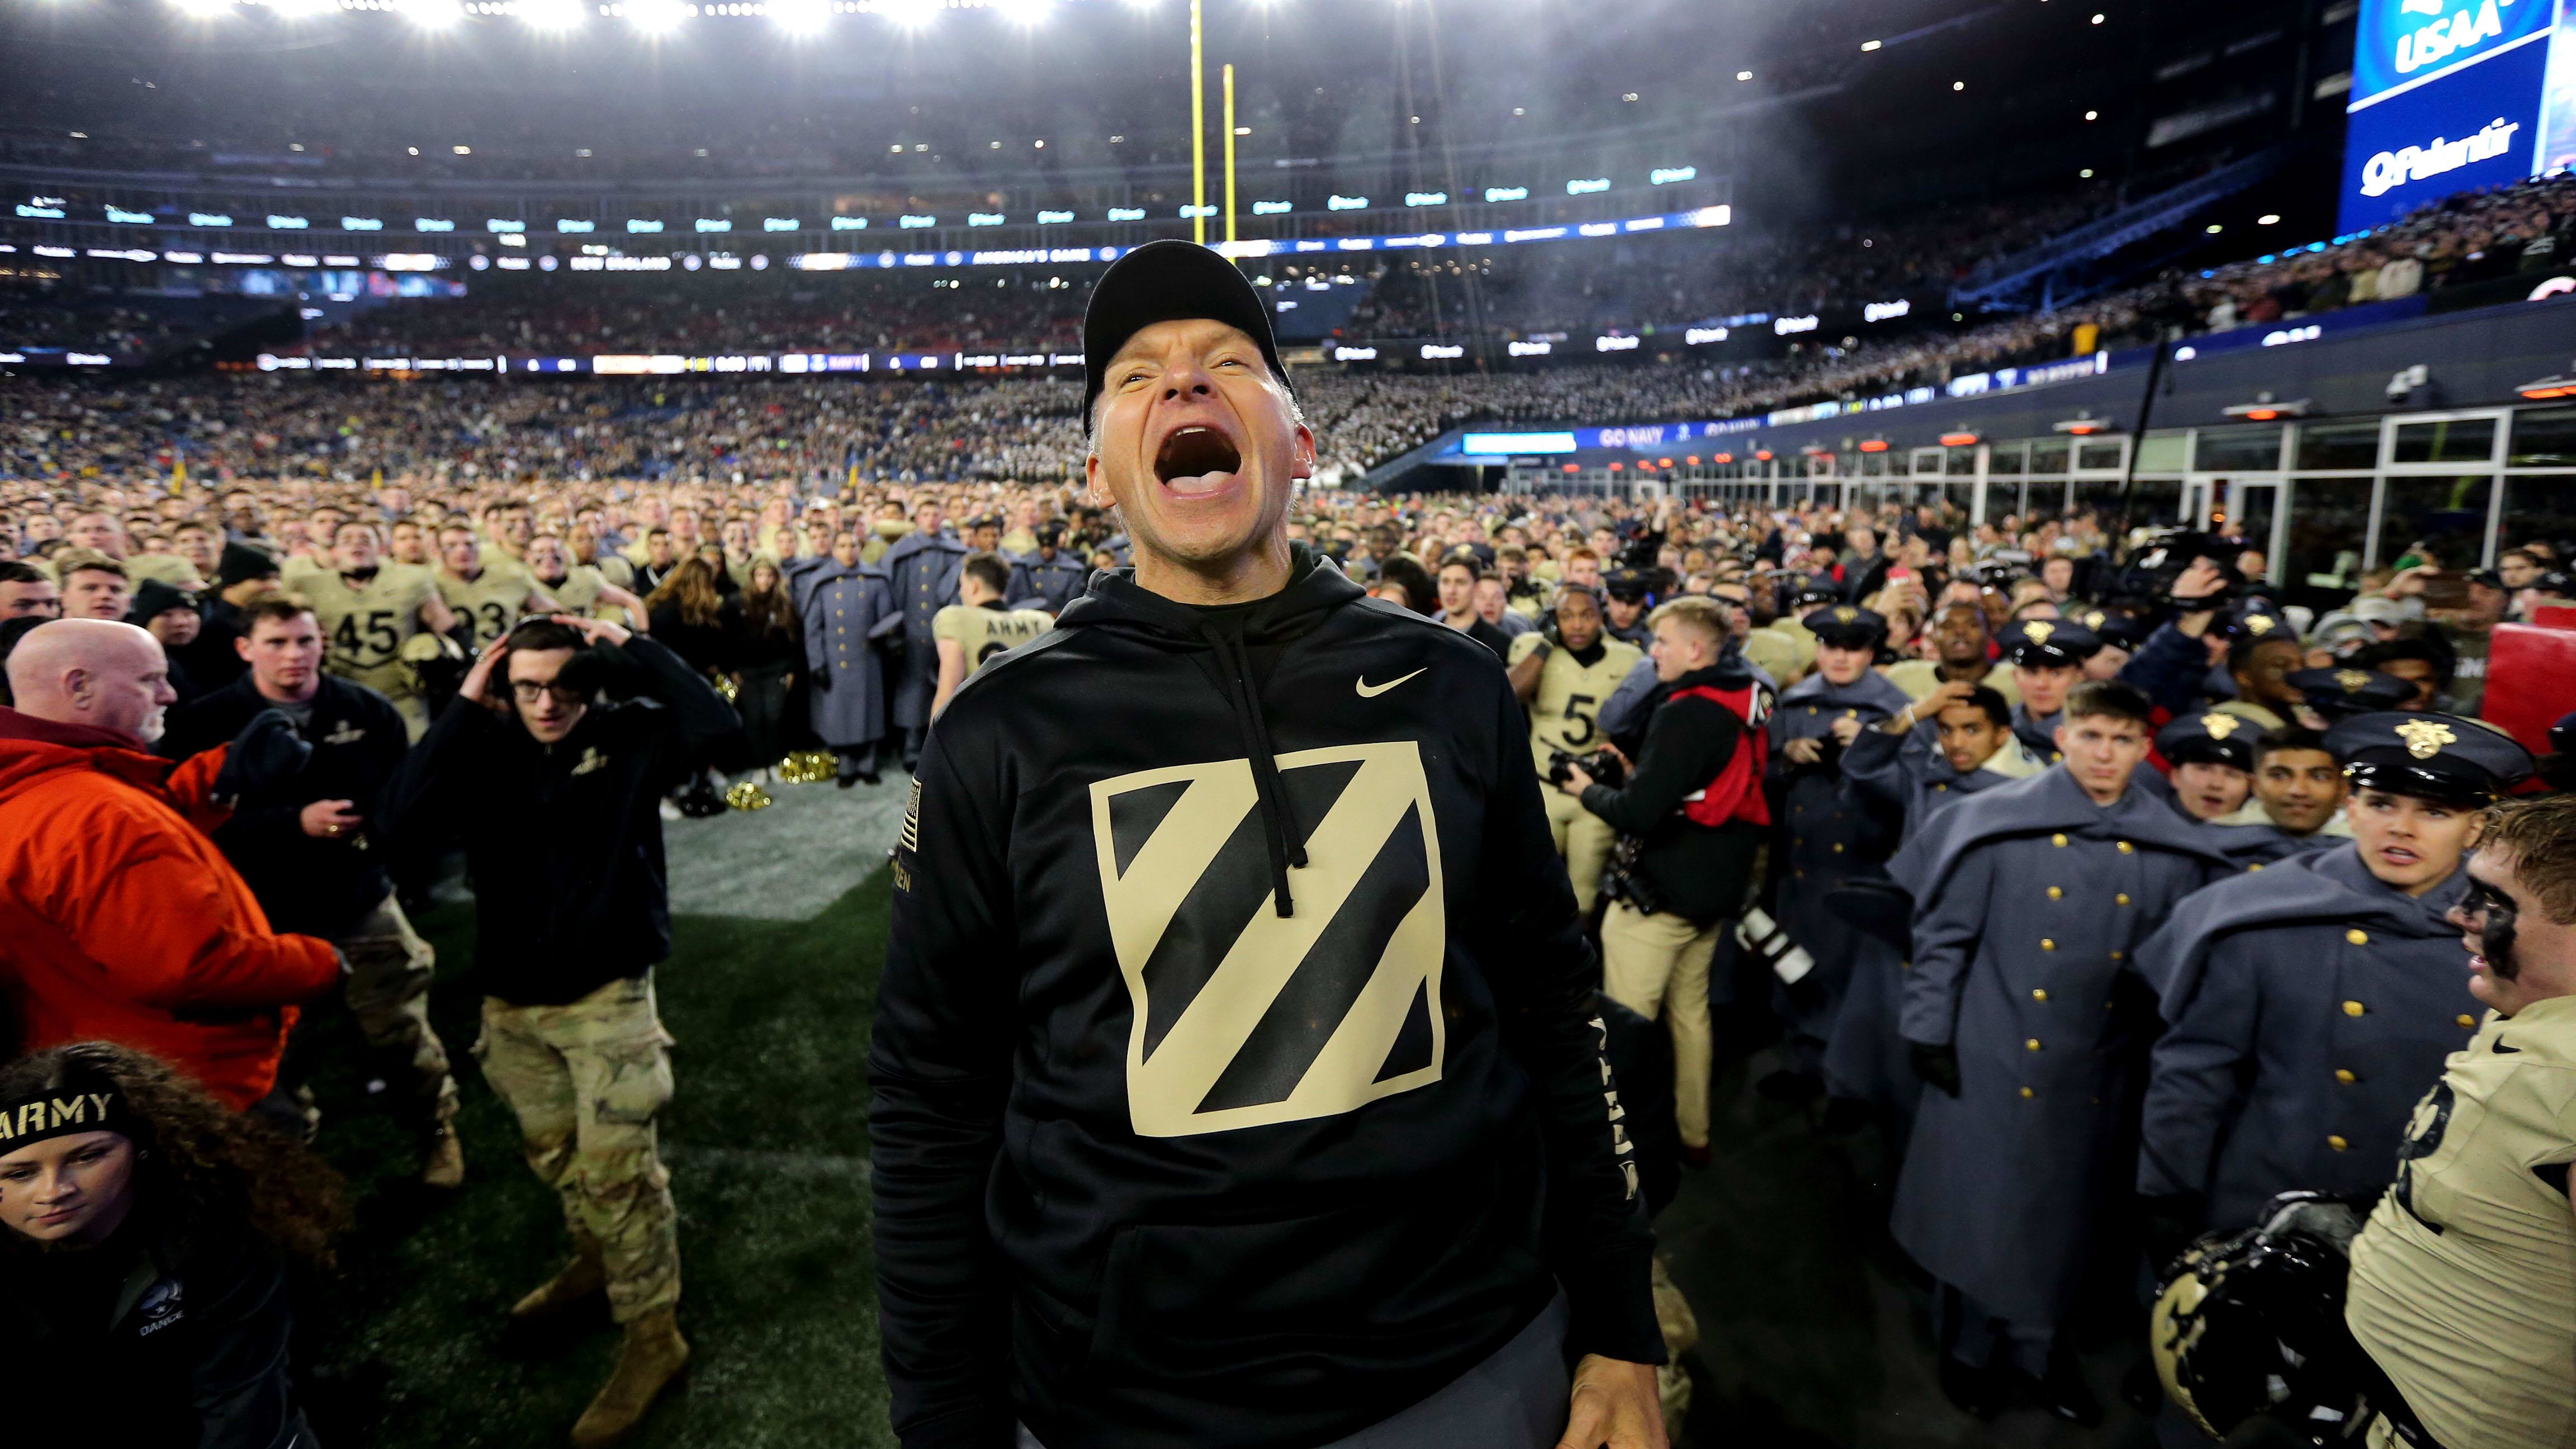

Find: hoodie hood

[1057,542,1368,918]
[1055,541,1363,645]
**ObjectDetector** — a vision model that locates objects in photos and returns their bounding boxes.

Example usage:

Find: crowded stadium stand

[8,0,2576,1446]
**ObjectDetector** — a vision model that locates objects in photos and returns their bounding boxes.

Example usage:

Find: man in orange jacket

[0,618,342,1110]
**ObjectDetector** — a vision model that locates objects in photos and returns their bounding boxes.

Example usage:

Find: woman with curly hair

[0,1040,347,1447]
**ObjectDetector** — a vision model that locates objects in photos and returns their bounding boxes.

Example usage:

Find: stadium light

[397,0,462,26]
[626,0,684,32]
[1735,70,1752,80]
[771,0,826,32]
[880,0,938,27]
[992,0,1047,23]
[520,0,583,27]
[169,0,233,18]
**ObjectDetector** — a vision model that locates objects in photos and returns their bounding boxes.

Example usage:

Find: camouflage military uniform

[475,973,680,1322]
[339,896,459,1127]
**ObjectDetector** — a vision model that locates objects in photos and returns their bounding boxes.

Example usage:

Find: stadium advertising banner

[2338,0,2572,231]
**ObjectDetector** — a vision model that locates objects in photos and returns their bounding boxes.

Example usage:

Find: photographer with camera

[1562,596,1769,1169]
[376,614,739,1448]
[1509,585,1646,915]
[2118,553,2239,719]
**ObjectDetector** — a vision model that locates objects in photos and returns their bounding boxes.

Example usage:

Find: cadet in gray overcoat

[1890,679,2227,1422]
[877,503,967,766]
[2135,711,2534,1236]
[802,539,897,785]
[1763,605,1910,1097]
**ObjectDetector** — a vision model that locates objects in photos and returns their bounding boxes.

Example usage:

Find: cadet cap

[2157,711,2258,773]
[2326,710,2532,803]
[2003,617,2101,667]
[1801,604,1888,650]
[2288,666,2413,721]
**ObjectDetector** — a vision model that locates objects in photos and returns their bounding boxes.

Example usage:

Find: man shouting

[869,240,1665,1449]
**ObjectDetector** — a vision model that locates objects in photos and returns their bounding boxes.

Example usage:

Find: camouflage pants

[475,973,681,1323]
[338,895,458,1128]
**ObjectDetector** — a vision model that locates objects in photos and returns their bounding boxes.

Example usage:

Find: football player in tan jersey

[387,517,434,568]
[2346,793,2576,1449]
[1505,585,1645,914]
[435,524,564,650]
[297,520,460,740]
[568,511,637,591]
[524,533,648,631]
[929,551,1053,720]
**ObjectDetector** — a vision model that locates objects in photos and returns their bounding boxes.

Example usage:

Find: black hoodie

[869,544,1661,1449]
[1579,659,1765,925]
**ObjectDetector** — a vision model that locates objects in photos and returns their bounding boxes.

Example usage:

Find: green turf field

[289,788,2161,1449]
[296,860,899,1448]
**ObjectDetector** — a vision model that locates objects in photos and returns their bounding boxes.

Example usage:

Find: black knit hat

[128,578,199,623]
[219,542,281,588]
[1082,240,1289,424]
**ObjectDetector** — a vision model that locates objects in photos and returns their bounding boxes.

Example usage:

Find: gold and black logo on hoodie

[1090,742,1446,1137]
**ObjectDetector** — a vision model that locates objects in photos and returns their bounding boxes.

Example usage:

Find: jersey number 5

[1560,692,1599,746]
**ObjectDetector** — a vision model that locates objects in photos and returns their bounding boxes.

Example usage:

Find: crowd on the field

[4,448,2575,1445]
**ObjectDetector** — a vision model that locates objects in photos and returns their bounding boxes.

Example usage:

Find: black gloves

[212,709,311,803]
[1910,1042,1962,1098]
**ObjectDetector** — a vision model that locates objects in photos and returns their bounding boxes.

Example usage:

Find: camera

[2120,528,2242,610]
[1547,748,1627,789]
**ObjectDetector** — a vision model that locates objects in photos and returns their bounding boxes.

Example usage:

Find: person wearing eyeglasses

[377,613,740,1449]
[2134,712,2534,1257]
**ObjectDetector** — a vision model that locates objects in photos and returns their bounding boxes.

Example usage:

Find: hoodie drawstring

[1200,623,1306,917]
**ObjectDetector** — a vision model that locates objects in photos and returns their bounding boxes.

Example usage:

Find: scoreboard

[2339,0,2573,231]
